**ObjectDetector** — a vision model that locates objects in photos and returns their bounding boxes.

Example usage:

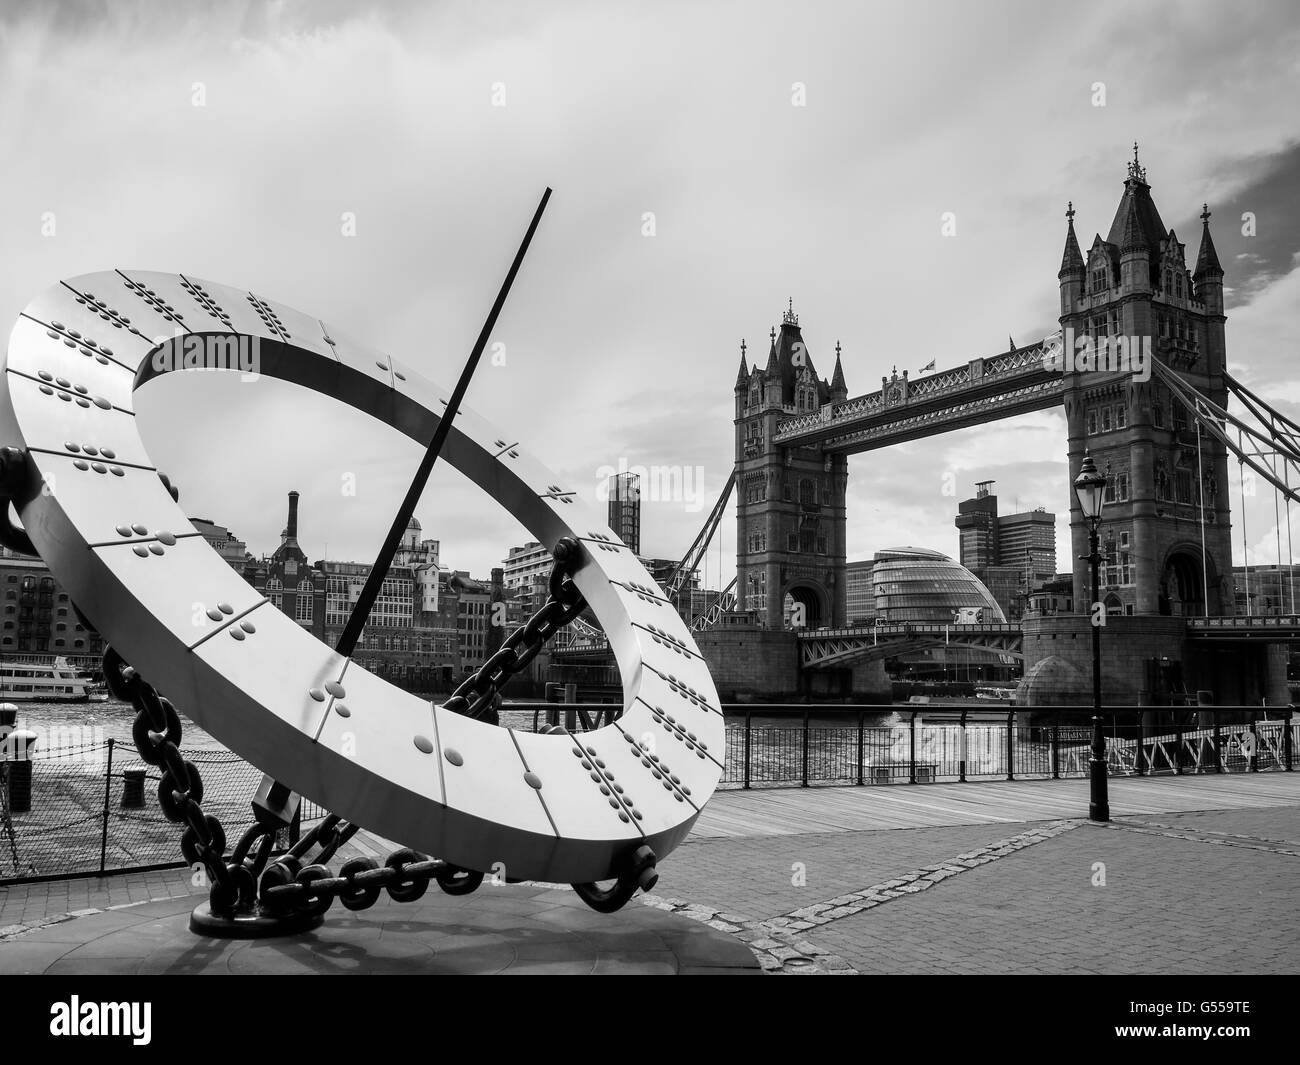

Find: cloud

[3,0,1300,589]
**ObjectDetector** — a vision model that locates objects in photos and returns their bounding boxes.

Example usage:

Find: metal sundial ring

[0,268,725,887]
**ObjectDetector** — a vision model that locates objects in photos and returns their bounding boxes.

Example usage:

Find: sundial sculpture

[0,191,724,935]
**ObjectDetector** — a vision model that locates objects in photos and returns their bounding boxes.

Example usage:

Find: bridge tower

[734,302,849,630]
[1059,148,1234,617]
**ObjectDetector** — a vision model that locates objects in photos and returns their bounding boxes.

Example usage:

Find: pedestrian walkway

[1,773,1296,974]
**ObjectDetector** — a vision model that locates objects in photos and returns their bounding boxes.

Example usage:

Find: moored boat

[0,656,108,702]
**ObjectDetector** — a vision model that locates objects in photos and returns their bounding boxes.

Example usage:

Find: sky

[2,0,1299,588]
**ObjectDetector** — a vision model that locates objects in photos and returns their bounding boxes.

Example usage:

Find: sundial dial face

[0,270,724,883]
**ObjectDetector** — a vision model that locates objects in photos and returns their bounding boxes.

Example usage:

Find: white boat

[0,656,108,702]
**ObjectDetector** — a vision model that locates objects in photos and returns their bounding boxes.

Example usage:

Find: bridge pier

[696,626,892,702]
[1019,614,1289,707]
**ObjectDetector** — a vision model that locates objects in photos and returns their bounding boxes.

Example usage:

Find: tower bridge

[718,148,1298,706]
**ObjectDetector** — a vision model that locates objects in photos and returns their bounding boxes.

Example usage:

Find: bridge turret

[830,341,847,403]
[1194,204,1224,316]
[1058,201,1085,315]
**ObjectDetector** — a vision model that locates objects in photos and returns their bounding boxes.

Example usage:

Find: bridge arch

[782,582,827,630]
[1158,543,1221,616]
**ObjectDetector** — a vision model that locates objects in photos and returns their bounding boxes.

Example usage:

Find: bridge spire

[1194,203,1223,279]
[830,341,847,395]
[1058,201,1084,279]
[735,339,749,386]
[1127,141,1147,184]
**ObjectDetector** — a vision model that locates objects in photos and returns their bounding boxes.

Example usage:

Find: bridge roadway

[551,616,1300,671]
[799,622,1024,668]
[772,342,1070,454]
[799,614,1300,668]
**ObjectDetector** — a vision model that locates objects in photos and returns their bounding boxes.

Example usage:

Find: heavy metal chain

[103,647,236,902]
[98,536,658,918]
[443,536,587,719]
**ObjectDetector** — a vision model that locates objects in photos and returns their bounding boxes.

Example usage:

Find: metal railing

[0,739,326,884]
[1,703,1291,884]
[715,705,1293,790]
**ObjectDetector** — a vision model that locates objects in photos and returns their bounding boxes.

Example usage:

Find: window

[799,479,815,506]
[1175,471,1193,504]
[1086,409,1098,435]
[749,387,760,407]
[266,578,283,610]
[1120,531,1130,549]
[1101,408,1112,432]
[1153,398,1165,429]
[1173,403,1188,433]
[799,528,815,553]
[1091,267,1107,293]
[788,533,798,551]
[295,580,314,624]
[816,535,828,555]
[1114,404,1126,430]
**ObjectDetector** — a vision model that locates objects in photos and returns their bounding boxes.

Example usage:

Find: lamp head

[1074,451,1107,525]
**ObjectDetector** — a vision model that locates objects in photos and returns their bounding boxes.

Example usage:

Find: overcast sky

[3,0,1299,588]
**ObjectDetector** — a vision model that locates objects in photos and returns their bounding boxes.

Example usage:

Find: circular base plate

[189,903,325,939]
[2,888,758,973]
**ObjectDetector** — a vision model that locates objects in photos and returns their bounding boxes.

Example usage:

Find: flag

[919,359,936,374]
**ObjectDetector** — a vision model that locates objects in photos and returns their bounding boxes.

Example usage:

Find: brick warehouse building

[0,545,104,663]
[208,493,469,695]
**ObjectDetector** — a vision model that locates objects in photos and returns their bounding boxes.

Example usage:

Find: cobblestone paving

[802,818,1300,974]
[642,821,1082,973]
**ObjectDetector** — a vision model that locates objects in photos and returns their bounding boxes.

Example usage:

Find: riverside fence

[0,704,1292,884]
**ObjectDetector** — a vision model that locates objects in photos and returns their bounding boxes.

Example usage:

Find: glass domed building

[872,547,1006,623]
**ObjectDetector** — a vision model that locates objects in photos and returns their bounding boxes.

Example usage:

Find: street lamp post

[1075,451,1109,822]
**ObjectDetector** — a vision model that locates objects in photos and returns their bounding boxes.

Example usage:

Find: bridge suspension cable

[1151,362,1300,505]
[1154,362,1300,614]
[665,469,736,606]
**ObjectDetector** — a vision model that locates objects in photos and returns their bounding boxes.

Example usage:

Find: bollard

[1,717,36,814]
[6,759,32,813]
[121,768,147,808]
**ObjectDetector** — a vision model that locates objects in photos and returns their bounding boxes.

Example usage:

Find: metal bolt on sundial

[0,190,725,939]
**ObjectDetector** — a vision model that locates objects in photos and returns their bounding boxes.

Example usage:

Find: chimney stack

[285,491,299,542]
